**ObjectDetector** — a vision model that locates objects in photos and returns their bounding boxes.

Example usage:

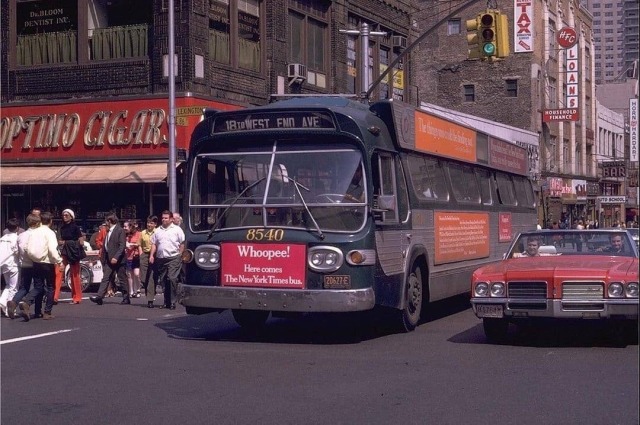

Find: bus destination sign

[213,111,335,134]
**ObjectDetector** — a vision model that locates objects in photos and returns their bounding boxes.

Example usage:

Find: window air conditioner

[392,35,407,51]
[287,63,307,83]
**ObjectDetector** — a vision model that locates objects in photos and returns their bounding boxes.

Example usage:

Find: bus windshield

[189,146,366,233]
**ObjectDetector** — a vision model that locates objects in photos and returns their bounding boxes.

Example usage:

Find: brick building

[411,0,598,227]
[0,0,413,229]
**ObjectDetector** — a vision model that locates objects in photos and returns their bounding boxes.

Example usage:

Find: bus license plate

[476,304,503,318]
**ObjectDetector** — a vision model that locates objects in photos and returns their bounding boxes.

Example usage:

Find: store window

[289,0,329,88]
[209,0,262,72]
[88,0,152,61]
[16,0,79,66]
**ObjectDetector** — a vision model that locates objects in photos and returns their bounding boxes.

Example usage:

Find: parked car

[64,250,103,292]
[471,229,639,343]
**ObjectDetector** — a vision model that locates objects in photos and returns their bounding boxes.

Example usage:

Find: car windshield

[188,146,366,233]
[508,230,638,258]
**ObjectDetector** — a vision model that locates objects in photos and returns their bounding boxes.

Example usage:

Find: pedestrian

[17,212,62,321]
[150,210,185,310]
[89,222,107,250]
[8,214,43,319]
[90,213,129,305]
[139,215,158,308]
[0,219,21,317]
[2,212,24,235]
[58,209,84,304]
[123,219,142,298]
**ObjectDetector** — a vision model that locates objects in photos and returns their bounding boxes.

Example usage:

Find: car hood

[477,256,638,281]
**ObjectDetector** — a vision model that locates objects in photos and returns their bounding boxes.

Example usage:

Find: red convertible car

[471,229,639,342]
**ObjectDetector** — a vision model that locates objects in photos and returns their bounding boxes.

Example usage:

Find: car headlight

[490,282,506,297]
[194,245,221,270]
[308,246,343,272]
[474,282,489,297]
[608,282,624,298]
[625,282,639,298]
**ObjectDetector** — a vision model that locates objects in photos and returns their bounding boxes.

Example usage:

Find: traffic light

[495,11,510,58]
[466,16,483,60]
[478,11,497,58]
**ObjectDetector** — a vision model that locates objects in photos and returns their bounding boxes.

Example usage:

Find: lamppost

[167,0,177,213]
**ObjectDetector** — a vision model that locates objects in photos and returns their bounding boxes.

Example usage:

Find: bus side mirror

[372,194,396,212]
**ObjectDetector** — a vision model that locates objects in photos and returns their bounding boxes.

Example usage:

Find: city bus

[179,96,537,331]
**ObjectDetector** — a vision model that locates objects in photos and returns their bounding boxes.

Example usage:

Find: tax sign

[557,27,578,49]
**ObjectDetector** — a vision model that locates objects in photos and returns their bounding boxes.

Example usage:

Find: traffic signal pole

[365,0,485,100]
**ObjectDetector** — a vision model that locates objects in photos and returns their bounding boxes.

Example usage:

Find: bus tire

[398,264,423,332]
[483,318,509,343]
[232,309,270,330]
[65,264,94,292]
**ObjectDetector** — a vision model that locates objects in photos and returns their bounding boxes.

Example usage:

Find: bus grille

[507,281,547,298]
[562,282,604,299]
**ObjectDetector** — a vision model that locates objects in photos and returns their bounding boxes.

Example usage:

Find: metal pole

[361,23,370,100]
[168,0,177,213]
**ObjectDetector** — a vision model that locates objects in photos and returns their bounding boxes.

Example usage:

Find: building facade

[412,0,599,227]
[585,0,639,84]
[0,0,413,229]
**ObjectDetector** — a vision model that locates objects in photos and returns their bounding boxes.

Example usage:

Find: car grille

[507,281,547,298]
[562,282,604,299]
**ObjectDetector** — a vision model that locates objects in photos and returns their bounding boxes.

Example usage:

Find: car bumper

[179,284,376,313]
[472,298,639,319]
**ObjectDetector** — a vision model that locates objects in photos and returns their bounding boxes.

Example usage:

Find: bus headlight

[194,245,221,270]
[308,246,343,272]
[181,250,194,263]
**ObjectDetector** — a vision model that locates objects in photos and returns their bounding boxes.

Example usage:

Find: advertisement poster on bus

[414,111,476,162]
[434,212,490,264]
[499,212,512,242]
[221,243,306,289]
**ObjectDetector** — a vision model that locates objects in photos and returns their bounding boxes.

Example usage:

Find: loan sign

[221,243,306,289]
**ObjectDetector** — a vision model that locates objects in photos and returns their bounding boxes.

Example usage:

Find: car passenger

[598,234,625,254]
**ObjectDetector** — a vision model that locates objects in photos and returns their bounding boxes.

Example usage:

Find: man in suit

[90,213,129,305]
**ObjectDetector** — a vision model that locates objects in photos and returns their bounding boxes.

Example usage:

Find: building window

[209,0,262,72]
[447,19,461,35]
[548,20,556,58]
[463,84,475,102]
[289,2,329,88]
[548,77,557,108]
[506,79,518,97]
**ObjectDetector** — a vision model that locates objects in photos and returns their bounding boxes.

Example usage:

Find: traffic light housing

[478,11,497,58]
[495,12,510,58]
[466,16,483,60]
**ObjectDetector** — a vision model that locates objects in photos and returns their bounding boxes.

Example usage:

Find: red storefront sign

[221,243,306,289]
[542,109,579,122]
[0,97,238,163]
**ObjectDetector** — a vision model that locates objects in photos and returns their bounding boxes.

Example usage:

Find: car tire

[483,318,509,343]
[232,309,270,330]
[65,264,94,292]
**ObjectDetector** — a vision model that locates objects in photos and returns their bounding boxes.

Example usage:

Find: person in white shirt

[17,212,63,321]
[150,210,185,310]
[0,219,20,317]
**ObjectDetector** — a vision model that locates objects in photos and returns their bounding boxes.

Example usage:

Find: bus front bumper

[179,284,376,313]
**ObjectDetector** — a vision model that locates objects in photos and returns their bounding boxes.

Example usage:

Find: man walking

[150,210,185,309]
[18,212,62,321]
[0,219,20,317]
[90,213,129,305]
[139,215,158,308]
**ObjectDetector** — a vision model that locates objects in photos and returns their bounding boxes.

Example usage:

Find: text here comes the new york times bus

[179,96,536,331]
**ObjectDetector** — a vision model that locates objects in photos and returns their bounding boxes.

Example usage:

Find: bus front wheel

[232,309,270,330]
[398,264,423,332]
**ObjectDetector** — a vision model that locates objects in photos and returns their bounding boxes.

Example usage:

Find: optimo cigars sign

[0,97,237,163]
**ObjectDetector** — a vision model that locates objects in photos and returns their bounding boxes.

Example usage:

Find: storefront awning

[0,163,168,185]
